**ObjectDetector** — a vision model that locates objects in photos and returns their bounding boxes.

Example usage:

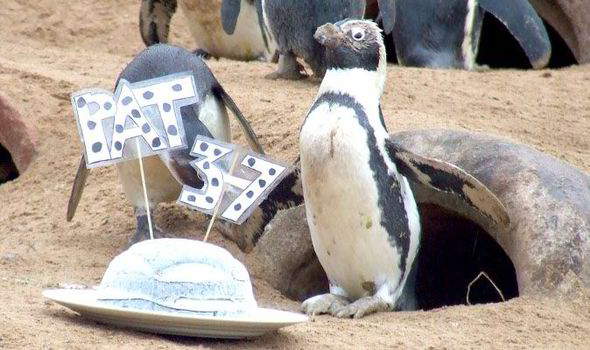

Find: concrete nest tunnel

[0,93,38,185]
[245,130,590,311]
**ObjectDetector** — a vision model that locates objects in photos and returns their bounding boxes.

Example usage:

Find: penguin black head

[314,20,386,73]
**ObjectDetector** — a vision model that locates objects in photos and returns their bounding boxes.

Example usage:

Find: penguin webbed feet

[334,295,390,319]
[302,293,390,318]
[301,293,350,316]
[265,52,307,80]
[127,207,171,247]
[192,49,215,60]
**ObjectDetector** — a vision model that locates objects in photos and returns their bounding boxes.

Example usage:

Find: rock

[0,252,23,265]
[0,93,38,174]
[246,205,328,301]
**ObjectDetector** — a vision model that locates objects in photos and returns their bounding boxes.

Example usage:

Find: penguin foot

[193,49,214,60]
[334,296,389,319]
[474,63,491,71]
[301,293,349,316]
[265,69,307,80]
[266,52,307,80]
[127,225,170,247]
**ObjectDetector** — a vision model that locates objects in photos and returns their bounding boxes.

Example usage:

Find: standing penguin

[67,44,264,245]
[300,20,509,318]
[140,0,276,61]
[220,0,364,79]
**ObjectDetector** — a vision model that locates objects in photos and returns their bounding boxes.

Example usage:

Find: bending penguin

[139,0,276,61]
[300,19,509,318]
[67,44,264,245]
[386,0,551,69]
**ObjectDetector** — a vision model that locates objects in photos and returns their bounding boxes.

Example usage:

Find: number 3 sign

[178,136,289,225]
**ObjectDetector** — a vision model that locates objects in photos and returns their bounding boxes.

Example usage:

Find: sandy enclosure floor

[0,0,589,349]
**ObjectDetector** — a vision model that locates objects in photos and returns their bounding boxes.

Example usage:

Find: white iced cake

[96,238,257,317]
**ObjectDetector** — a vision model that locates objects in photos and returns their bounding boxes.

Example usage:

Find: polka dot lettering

[163,103,171,112]
[142,123,151,133]
[114,141,122,151]
[131,109,141,119]
[77,97,86,108]
[122,96,133,105]
[91,142,102,153]
[206,196,214,204]
[246,190,254,198]
[234,203,242,211]
[200,142,209,152]
[167,125,178,136]
[104,102,112,110]
[187,195,196,202]
[87,121,96,130]
[115,124,124,133]
[203,161,210,170]
[211,178,219,187]
[259,179,266,188]
[269,168,276,175]
[143,91,154,100]
[152,137,161,148]
[172,84,182,92]
[248,158,256,167]
[213,148,221,156]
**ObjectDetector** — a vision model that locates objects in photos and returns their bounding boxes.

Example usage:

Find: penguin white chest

[179,0,275,61]
[299,103,404,299]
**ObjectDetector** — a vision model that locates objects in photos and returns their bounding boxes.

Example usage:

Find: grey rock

[247,205,328,301]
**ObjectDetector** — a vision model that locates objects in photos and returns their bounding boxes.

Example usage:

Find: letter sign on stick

[71,72,197,168]
[178,136,290,225]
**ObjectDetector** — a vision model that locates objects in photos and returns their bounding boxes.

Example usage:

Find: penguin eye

[351,28,365,41]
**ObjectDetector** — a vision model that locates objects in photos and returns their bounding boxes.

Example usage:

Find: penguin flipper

[215,86,265,155]
[386,139,510,228]
[66,155,89,222]
[377,0,396,35]
[255,0,270,51]
[221,0,242,35]
[478,0,551,69]
[139,0,178,46]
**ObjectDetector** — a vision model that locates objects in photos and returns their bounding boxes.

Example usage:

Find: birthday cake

[96,238,257,317]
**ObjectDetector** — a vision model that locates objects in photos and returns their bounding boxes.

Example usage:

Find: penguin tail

[214,85,265,155]
[66,155,89,222]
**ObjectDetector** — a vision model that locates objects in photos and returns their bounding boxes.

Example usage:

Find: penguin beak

[314,23,344,48]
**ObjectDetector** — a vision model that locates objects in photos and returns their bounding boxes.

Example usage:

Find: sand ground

[0,0,589,349]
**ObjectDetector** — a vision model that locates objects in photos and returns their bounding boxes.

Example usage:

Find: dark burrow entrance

[414,204,519,310]
[476,14,577,69]
[0,144,19,185]
[380,13,577,69]
[299,202,520,310]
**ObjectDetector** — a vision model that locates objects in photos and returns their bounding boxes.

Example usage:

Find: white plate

[43,289,308,338]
